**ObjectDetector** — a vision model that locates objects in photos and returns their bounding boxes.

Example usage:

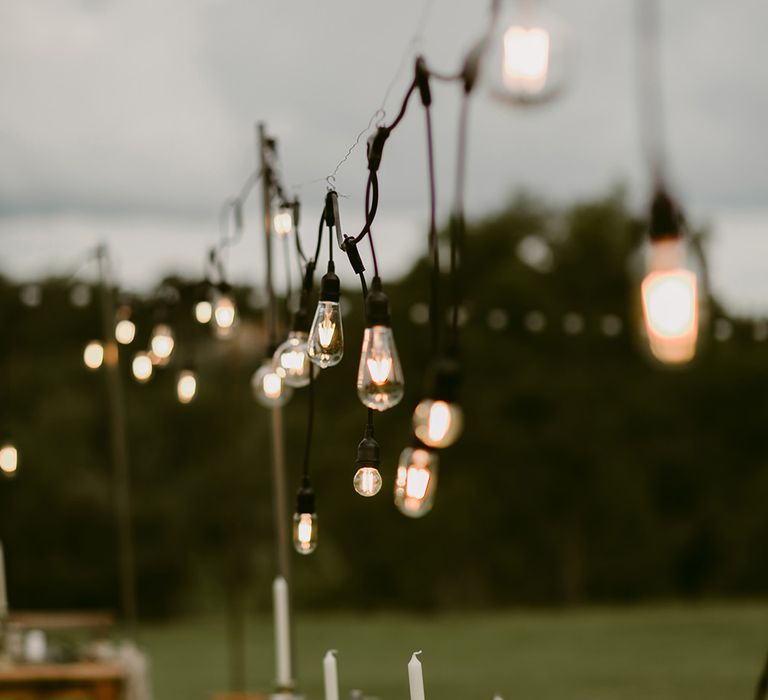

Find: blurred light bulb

[177,370,197,404]
[394,446,438,518]
[357,326,404,410]
[483,0,569,105]
[150,324,175,362]
[251,360,293,407]
[195,300,213,324]
[308,301,344,368]
[413,399,464,448]
[274,331,314,388]
[292,512,317,554]
[273,207,294,237]
[132,352,153,383]
[115,319,136,345]
[640,238,700,365]
[83,341,104,369]
[0,444,18,475]
[353,467,382,497]
[214,294,237,331]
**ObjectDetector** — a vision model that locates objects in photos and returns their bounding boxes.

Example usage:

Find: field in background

[138,603,767,700]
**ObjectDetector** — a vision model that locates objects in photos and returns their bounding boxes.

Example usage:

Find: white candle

[323,649,339,700]
[0,540,7,618]
[273,576,292,689]
[408,651,425,700]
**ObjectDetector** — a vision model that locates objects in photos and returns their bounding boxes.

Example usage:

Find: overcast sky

[0,0,766,314]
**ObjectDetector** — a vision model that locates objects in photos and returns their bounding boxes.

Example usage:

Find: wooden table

[0,661,125,700]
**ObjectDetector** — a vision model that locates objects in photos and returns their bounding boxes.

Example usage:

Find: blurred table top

[0,661,125,699]
[4,611,115,630]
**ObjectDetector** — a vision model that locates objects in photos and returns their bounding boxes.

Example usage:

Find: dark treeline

[0,190,766,617]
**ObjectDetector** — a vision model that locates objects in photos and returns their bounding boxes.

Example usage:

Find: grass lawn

[137,603,768,700]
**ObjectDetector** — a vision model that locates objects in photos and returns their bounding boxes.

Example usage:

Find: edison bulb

[357,326,404,410]
[483,0,569,105]
[273,207,294,237]
[308,301,344,368]
[150,324,175,362]
[251,361,293,407]
[83,341,104,369]
[213,294,237,334]
[413,399,464,448]
[195,300,213,324]
[353,467,382,497]
[640,238,700,365]
[274,331,314,388]
[292,512,317,554]
[177,370,197,404]
[394,446,438,518]
[132,352,153,383]
[114,319,136,345]
[0,444,18,476]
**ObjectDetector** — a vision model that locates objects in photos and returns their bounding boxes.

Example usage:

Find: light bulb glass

[413,399,464,448]
[483,0,570,105]
[353,466,382,497]
[394,446,438,518]
[639,238,701,365]
[356,325,404,410]
[274,331,315,388]
[150,324,175,361]
[292,512,317,554]
[83,341,104,369]
[273,208,294,237]
[177,370,197,404]
[308,301,344,368]
[132,352,153,383]
[0,444,18,475]
[214,295,237,331]
[195,300,213,324]
[115,319,136,345]
[251,361,293,407]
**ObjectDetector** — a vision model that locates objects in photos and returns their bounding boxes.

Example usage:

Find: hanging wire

[635,0,669,186]
[302,363,315,479]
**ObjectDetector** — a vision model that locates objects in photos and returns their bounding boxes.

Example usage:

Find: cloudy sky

[0,0,766,313]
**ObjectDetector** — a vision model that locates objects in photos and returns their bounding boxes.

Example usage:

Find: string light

[0,444,18,476]
[353,421,382,497]
[273,204,294,238]
[132,352,153,383]
[394,445,438,518]
[412,358,463,449]
[252,359,292,407]
[194,300,213,324]
[308,262,344,368]
[83,340,104,370]
[176,369,198,404]
[293,477,318,555]
[150,324,175,364]
[115,306,136,345]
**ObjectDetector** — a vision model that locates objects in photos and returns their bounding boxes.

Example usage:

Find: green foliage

[1,191,767,616]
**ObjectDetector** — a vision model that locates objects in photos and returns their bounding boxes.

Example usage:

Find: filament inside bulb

[503,26,550,92]
[405,467,431,500]
[641,269,698,363]
[427,401,452,444]
[297,514,313,546]
[263,372,282,399]
[367,357,393,385]
[318,318,336,348]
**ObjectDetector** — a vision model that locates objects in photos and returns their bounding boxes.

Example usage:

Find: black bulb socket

[296,477,315,514]
[355,434,381,470]
[365,276,391,327]
[320,261,340,303]
[649,188,682,242]
[291,305,311,334]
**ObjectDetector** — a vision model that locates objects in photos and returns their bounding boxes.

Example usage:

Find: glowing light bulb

[308,302,344,368]
[353,467,382,497]
[0,444,18,476]
[293,512,317,554]
[195,300,213,324]
[150,324,175,362]
[273,207,294,237]
[274,331,314,388]
[176,370,197,404]
[132,352,153,383]
[483,0,569,105]
[83,341,104,370]
[251,360,293,407]
[115,319,136,345]
[413,399,464,449]
[357,326,404,410]
[213,294,237,333]
[394,446,438,518]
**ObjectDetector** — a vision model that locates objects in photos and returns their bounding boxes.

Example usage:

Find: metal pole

[257,123,294,690]
[96,245,137,632]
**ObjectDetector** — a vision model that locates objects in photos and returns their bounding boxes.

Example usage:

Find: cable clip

[367,127,390,173]
[343,236,366,275]
[415,56,432,107]
[325,190,344,249]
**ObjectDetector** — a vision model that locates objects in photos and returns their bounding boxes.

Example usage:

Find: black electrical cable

[282,235,293,317]
[424,100,440,355]
[365,173,381,279]
[387,79,418,132]
[353,171,380,245]
[313,209,326,265]
[302,359,315,480]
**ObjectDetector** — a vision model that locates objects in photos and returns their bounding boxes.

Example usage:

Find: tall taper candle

[408,651,425,700]
[273,576,292,689]
[323,650,339,700]
[0,540,7,618]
